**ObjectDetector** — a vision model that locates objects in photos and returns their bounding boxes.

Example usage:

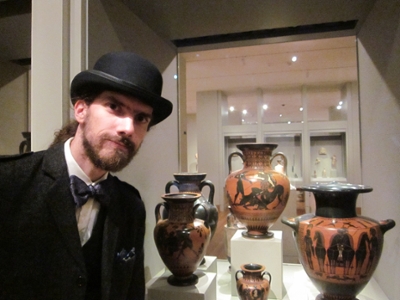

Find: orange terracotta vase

[235,263,272,300]
[165,172,218,239]
[282,182,395,300]
[154,192,211,286]
[225,143,291,239]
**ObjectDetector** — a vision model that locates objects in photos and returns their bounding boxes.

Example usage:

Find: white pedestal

[231,230,283,299]
[198,255,218,273]
[147,270,217,300]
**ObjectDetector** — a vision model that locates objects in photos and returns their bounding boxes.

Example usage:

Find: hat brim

[71,70,173,125]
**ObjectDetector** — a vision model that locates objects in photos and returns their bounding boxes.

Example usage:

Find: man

[0,52,173,300]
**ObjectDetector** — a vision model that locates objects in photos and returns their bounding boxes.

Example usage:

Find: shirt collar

[64,137,108,185]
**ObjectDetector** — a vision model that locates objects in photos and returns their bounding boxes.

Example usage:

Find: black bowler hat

[70,52,173,125]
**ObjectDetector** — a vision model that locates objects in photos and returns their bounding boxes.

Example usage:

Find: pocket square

[116,247,136,263]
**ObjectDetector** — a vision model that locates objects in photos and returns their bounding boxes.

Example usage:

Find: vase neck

[176,182,201,193]
[167,200,195,223]
[314,192,358,218]
[243,149,272,169]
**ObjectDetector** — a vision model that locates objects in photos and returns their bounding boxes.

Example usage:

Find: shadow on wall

[358,2,400,105]
[0,61,29,88]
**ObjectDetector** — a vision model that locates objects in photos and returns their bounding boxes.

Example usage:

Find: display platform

[231,230,283,299]
[216,260,389,300]
[147,269,216,300]
[198,255,218,273]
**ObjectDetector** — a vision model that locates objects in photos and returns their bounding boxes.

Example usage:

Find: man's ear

[74,100,88,123]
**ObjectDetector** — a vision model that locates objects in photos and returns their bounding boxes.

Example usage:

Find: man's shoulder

[0,152,35,162]
[110,175,141,197]
[0,150,50,167]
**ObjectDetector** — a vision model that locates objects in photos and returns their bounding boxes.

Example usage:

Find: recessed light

[291,56,297,62]
[229,106,235,112]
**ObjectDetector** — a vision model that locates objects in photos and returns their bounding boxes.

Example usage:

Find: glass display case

[307,85,348,122]
[262,88,303,124]
[309,132,346,181]
[223,92,258,126]
[263,133,302,180]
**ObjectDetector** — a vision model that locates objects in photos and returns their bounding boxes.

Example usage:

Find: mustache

[106,135,136,152]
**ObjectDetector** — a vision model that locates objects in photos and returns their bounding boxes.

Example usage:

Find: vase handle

[281,216,298,232]
[228,152,243,174]
[271,152,288,174]
[262,271,272,285]
[379,219,396,234]
[155,202,167,222]
[199,180,215,205]
[194,202,209,228]
[165,180,179,193]
[235,269,244,282]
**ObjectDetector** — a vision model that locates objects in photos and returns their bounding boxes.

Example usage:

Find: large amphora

[225,143,290,239]
[154,192,211,286]
[165,172,218,238]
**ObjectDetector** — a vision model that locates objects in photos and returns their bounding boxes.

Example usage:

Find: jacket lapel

[42,145,86,271]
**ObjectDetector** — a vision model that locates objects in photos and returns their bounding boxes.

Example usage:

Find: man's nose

[117,116,134,136]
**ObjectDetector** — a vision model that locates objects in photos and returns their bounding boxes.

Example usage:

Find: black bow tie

[69,175,111,207]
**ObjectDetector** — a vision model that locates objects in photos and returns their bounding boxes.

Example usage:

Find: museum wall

[88,0,179,282]
[0,63,29,155]
[358,1,400,299]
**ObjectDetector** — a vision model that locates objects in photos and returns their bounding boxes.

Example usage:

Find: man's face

[77,91,153,172]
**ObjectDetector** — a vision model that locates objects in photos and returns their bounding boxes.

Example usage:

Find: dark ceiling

[123,0,376,47]
[0,0,377,63]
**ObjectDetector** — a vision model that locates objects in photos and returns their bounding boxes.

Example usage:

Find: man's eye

[108,103,118,110]
[135,114,151,124]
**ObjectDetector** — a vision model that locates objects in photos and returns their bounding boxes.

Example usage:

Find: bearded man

[0,52,173,300]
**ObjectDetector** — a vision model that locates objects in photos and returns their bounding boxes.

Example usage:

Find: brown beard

[82,133,139,172]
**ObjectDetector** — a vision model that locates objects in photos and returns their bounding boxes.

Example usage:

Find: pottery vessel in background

[165,172,218,238]
[225,143,290,239]
[235,263,271,300]
[154,192,211,286]
[282,182,395,300]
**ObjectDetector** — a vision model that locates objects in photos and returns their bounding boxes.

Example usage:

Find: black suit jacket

[0,144,146,300]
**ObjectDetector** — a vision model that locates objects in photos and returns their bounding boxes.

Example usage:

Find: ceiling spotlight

[337,105,342,110]
[229,106,235,112]
[287,121,291,124]
[339,101,343,105]
[291,56,297,62]
[242,109,248,115]
[299,107,304,111]
[262,104,268,110]
[279,114,283,117]
[173,74,178,79]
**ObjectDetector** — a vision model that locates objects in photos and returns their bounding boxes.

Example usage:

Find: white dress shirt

[64,138,108,246]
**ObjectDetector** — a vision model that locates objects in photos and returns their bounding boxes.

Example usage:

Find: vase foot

[316,294,358,300]
[167,274,198,286]
[242,231,274,239]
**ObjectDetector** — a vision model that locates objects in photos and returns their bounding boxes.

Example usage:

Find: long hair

[48,120,79,148]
